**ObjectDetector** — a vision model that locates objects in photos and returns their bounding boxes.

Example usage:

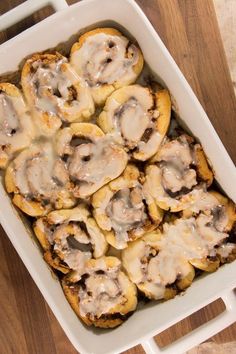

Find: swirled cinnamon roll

[21,53,94,136]
[122,211,232,300]
[55,123,128,198]
[186,191,236,271]
[182,190,236,229]
[34,205,108,275]
[143,135,214,212]
[92,164,162,250]
[70,28,143,105]
[0,83,34,169]
[62,256,137,328]
[5,142,75,216]
[98,85,171,161]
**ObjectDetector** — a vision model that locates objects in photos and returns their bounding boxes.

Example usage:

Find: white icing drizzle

[100,85,162,159]
[105,186,147,248]
[158,137,193,167]
[143,136,218,211]
[0,95,19,135]
[188,190,222,213]
[67,135,128,197]
[53,223,92,273]
[0,90,34,161]
[13,142,69,203]
[71,33,139,87]
[158,136,197,193]
[144,164,219,212]
[123,214,229,299]
[215,243,235,258]
[27,56,94,124]
[46,205,107,257]
[78,259,128,319]
[36,206,107,275]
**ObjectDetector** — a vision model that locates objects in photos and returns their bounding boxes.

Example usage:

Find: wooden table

[0,1,235,353]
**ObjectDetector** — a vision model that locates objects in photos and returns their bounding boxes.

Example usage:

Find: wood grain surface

[0,1,236,353]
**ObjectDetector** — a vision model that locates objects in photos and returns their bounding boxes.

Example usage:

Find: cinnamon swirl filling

[5,141,75,216]
[92,164,157,249]
[143,135,215,212]
[56,123,128,198]
[62,256,137,328]
[70,28,143,105]
[22,53,94,136]
[98,85,171,160]
[34,205,107,275]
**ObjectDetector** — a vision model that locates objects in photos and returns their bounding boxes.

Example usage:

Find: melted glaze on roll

[55,123,128,198]
[122,211,233,299]
[62,256,137,328]
[0,83,34,169]
[5,141,75,216]
[70,28,143,105]
[34,205,107,275]
[98,85,171,160]
[144,135,214,212]
[92,164,161,249]
[22,53,94,136]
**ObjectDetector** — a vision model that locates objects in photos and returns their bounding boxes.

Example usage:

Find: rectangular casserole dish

[0,0,235,353]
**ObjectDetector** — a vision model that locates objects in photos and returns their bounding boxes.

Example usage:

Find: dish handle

[0,0,68,31]
[141,288,236,354]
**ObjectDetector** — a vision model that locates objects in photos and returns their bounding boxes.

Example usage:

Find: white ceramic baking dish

[0,0,236,353]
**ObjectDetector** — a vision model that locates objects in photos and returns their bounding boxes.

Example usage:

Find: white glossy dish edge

[0,1,236,354]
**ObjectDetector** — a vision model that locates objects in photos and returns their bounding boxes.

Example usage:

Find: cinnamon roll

[70,28,143,105]
[62,256,137,328]
[34,205,108,275]
[5,142,75,216]
[21,53,94,136]
[181,190,236,226]
[186,191,236,271]
[98,85,171,160]
[143,135,214,212]
[0,83,34,169]
[122,211,232,300]
[92,164,161,249]
[55,123,128,198]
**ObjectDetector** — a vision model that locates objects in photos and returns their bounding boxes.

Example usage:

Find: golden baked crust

[194,144,213,187]
[189,257,220,272]
[44,250,70,274]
